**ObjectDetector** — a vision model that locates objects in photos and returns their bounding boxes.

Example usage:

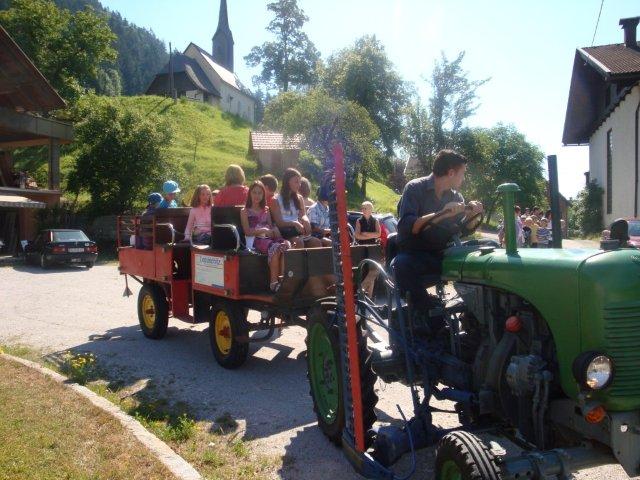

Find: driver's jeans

[392,249,443,311]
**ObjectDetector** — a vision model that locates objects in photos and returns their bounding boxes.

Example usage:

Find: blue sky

[101,0,639,198]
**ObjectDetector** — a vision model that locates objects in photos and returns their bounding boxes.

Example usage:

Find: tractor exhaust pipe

[497,183,521,255]
[547,154,563,248]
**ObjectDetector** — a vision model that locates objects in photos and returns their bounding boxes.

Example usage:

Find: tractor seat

[211,206,246,251]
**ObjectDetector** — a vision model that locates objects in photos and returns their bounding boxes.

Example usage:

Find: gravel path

[0,264,633,479]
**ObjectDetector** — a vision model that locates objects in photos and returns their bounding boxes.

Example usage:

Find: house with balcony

[0,26,73,255]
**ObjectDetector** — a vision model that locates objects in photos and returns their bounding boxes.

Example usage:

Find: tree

[67,95,174,215]
[322,35,408,156]
[571,180,604,236]
[429,51,489,152]
[0,0,117,102]
[458,125,545,222]
[245,0,320,93]
[403,99,434,173]
[263,89,380,190]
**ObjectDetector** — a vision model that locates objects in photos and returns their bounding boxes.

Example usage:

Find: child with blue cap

[158,180,180,208]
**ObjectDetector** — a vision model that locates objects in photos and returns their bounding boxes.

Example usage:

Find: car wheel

[85,262,94,269]
[40,254,50,269]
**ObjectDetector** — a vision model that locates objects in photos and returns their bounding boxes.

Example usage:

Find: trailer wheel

[306,302,378,447]
[435,431,501,480]
[209,301,249,369]
[137,283,169,339]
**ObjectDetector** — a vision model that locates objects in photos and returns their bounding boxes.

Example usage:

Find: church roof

[189,43,252,97]
[148,53,221,97]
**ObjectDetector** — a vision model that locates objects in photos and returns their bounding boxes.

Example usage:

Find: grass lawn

[0,356,175,480]
[1,346,279,480]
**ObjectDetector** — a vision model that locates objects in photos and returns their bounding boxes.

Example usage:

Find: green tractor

[307,146,640,479]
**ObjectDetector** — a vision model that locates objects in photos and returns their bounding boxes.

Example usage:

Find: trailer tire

[435,431,501,480]
[137,283,169,339]
[209,301,249,369]
[306,302,378,447]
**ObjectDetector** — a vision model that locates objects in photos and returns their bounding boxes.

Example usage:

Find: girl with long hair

[184,184,212,244]
[271,168,321,249]
[240,181,290,292]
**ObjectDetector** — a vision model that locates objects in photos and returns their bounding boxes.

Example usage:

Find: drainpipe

[635,99,640,218]
[497,183,521,255]
[547,155,563,248]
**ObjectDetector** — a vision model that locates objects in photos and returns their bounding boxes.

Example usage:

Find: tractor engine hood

[441,246,638,407]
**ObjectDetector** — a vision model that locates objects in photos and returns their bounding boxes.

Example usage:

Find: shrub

[572,180,604,236]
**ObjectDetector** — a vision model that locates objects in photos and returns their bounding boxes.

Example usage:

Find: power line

[591,0,605,46]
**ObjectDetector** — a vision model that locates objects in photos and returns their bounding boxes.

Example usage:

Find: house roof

[189,43,252,97]
[0,25,66,112]
[579,43,640,77]
[249,131,303,151]
[147,53,221,97]
[563,41,640,145]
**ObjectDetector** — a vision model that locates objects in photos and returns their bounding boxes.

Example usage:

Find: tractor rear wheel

[306,302,378,447]
[137,283,169,339]
[435,431,501,480]
[209,301,249,369]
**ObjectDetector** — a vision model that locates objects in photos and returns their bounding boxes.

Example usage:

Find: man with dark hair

[394,149,483,313]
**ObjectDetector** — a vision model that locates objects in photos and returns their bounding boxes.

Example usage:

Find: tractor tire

[209,301,249,369]
[137,283,169,339]
[306,302,378,447]
[435,431,502,480]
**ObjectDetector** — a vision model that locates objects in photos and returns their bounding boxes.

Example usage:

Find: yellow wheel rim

[215,311,232,356]
[142,293,156,329]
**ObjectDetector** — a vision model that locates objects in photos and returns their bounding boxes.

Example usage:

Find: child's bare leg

[269,250,280,284]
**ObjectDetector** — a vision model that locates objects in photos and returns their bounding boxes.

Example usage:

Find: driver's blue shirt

[397,174,464,252]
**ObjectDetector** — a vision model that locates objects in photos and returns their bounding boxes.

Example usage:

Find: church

[146,0,256,123]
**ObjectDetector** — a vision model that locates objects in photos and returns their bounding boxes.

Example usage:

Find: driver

[394,149,483,313]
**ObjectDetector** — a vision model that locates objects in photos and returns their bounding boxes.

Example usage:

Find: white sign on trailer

[194,254,224,288]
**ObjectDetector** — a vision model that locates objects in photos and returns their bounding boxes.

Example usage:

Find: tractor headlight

[573,352,614,390]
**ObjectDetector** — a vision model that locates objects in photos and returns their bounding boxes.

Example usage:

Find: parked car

[347,211,397,250]
[25,229,98,269]
[627,219,640,247]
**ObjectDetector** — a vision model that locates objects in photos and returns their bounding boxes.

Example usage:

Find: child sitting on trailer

[158,180,180,208]
[185,184,213,244]
[240,181,291,292]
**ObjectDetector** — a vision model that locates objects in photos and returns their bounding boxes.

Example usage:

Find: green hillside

[17,95,399,213]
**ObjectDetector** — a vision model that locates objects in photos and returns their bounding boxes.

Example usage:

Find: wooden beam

[0,138,51,149]
[0,107,73,142]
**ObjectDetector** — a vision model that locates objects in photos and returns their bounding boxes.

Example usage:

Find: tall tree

[245,0,320,93]
[458,125,545,222]
[0,0,116,102]
[322,35,408,157]
[429,51,489,152]
[263,89,380,188]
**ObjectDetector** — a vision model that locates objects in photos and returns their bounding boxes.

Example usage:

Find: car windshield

[52,231,89,242]
[628,221,640,237]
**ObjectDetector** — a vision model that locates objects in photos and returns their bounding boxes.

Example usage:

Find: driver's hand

[443,202,465,217]
[468,200,484,215]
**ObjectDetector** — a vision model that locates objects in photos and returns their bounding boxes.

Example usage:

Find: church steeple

[212,0,234,72]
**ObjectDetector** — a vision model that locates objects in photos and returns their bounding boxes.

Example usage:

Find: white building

[563,16,640,226]
[145,0,255,123]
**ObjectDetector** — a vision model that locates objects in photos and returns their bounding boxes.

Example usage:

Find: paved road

[0,263,633,479]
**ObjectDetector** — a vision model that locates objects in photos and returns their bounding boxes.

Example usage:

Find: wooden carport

[0,25,74,255]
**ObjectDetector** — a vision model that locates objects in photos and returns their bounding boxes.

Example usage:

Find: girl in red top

[240,181,290,292]
[214,164,249,207]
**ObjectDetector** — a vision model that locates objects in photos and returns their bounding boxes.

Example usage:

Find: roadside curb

[1,353,202,480]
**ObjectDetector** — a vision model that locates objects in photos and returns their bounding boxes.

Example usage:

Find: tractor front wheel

[137,283,169,339]
[306,302,378,447]
[435,431,501,480]
[209,301,249,369]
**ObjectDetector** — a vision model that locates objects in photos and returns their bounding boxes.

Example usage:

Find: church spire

[212,0,234,72]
